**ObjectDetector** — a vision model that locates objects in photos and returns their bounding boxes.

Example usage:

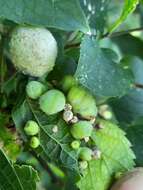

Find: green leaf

[109,0,139,33]
[122,119,143,166]
[14,165,39,190]
[0,149,39,190]
[77,120,135,190]
[12,99,79,173]
[0,0,89,32]
[112,34,143,59]
[75,35,133,97]
[110,56,143,124]
[80,0,110,34]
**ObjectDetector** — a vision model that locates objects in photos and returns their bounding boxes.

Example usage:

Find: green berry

[26,81,47,99]
[24,120,39,136]
[70,121,93,139]
[79,147,92,161]
[30,137,40,149]
[99,104,112,120]
[39,89,66,115]
[9,26,57,77]
[79,161,88,170]
[67,86,97,119]
[71,140,80,150]
[102,111,112,120]
[61,75,77,92]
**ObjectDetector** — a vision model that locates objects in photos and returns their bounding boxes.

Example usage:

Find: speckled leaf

[77,120,135,190]
[80,0,110,33]
[0,0,89,32]
[12,99,79,172]
[0,149,39,190]
[109,0,139,33]
[75,35,133,97]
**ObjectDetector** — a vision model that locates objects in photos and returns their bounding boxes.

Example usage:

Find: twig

[65,27,143,49]
[64,42,80,49]
[103,27,143,38]
[134,83,143,89]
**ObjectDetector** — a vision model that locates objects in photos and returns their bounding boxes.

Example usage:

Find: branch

[64,42,80,49]
[64,27,143,49]
[134,83,143,89]
[103,27,143,38]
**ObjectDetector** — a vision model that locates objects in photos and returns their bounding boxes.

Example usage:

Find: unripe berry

[79,161,88,170]
[30,137,40,149]
[99,104,112,120]
[67,86,97,119]
[71,140,80,150]
[111,168,143,190]
[61,75,77,92]
[39,89,66,115]
[9,26,57,77]
[102,111,112,120]
[26,81,47,99]
[70,121,93,139]
[24,120,39,136]
[79,147,92,161]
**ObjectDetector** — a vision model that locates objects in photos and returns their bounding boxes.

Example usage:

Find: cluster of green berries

[24,120,40,149]
[9,26,112,169]
[25,76,112,169]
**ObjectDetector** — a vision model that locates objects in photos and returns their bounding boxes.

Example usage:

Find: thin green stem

[65,27,143,49]
[103,27,143,38]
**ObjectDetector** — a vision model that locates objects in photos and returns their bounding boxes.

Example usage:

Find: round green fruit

[9,26,57,77]
[70,121,93,139]
[102,110,112,120]
[79,147,92,161]
[67,86,97,119]
[71,140,80,150]
[61,75,77,92]
[24,120,39,136]
[111,168,143,190]
[30,137,40,149]
[39,89,66,115]
[26,81,47,99]
[99,104,112,120]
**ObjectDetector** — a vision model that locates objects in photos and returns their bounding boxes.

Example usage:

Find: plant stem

[103,27,143,38]
[134,83,143,89]
[65,27,143,49]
